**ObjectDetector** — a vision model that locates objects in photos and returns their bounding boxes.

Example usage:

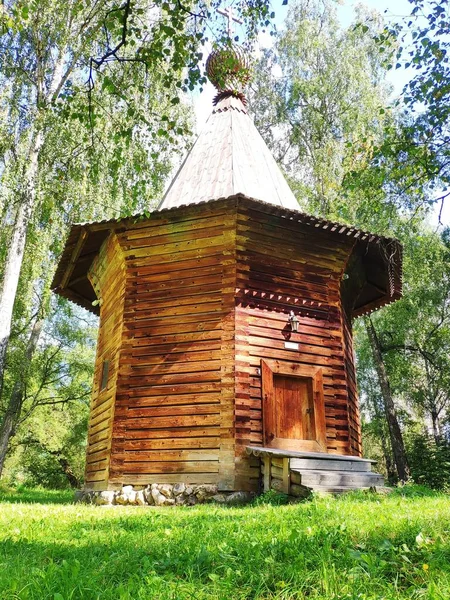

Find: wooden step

[306,485,378,495]
[291,469,384,488]
[290,457,372,472]
[246,446,376,465]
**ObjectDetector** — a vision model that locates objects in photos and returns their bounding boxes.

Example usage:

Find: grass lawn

[0,486,449,600]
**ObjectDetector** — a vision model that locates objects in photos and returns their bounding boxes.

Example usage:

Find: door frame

[261,359,327,452]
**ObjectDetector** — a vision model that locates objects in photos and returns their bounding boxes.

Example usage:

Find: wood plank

[120,359,222,377]
[122,438,220,451]
[120,427,220,440]
[113,450,219,462]
[263,455,271,491]
[115,403,220,419]
[117,382,221,398]
[111,474,219,485]
[122,393,220,408]
[123,372,223,388]
[123,223,225,250]
[111,461,219,474]
[60,229,88,289]
[122,414,220,429]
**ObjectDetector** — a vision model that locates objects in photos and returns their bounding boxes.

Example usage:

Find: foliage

[252,489,290,506]
[2,299,95,486]
[347,0,450,217]
[390,0,450,208]
[1,489,450,599]
[406,433,450,491]
[0,0,277,476]
[250,0,391,219]
[356,226,450,485]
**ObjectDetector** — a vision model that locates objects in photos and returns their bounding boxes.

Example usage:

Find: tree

[0,67,187,476]
[2,299,96,486]
[250,0,391,220]
[356,227,450,482]
[0,0,274,392]
[373,229,450,443]
[364,316,410,482]
[346,0,450,221]
[0,0,276,475]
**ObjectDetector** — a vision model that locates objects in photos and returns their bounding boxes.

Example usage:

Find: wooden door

[262,359,327,452]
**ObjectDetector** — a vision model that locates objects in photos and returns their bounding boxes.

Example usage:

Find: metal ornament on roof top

[206,43,252,106]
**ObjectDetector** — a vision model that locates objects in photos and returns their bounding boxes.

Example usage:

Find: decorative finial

[206,43,251,105]
[216,5,243,37]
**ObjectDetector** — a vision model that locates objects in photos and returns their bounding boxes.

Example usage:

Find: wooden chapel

[52,44,402,499]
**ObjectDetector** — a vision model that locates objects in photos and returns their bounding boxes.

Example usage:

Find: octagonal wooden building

[53,58,402,496]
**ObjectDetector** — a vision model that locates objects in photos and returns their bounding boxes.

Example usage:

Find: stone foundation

[76,483,254,507]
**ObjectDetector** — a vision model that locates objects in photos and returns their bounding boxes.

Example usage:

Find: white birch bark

[0,43,67,388]
[0,129,43,388]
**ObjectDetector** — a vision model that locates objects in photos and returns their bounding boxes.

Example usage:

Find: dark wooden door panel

[274,375,308,440]
[262,360,327,452]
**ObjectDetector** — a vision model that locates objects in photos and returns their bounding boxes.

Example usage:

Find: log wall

[234,202,362,488]
[85,234,126,490]
[342,308,362,455]
[82,198,363,492]
[108,200,238,489]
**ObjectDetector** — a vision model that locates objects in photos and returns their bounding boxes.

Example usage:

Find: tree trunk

[369,394,396,483]
[365,316,410,482]
[58,457,81,489]
[0,316,43,478]
[431,409,442,445]
[0,129,44,394]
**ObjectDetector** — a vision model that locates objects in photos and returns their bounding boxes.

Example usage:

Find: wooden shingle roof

[158,96,299,211]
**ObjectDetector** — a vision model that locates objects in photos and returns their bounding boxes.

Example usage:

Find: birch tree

[0,0,274,476]
[250,0,391,220]
[0,0,274,390]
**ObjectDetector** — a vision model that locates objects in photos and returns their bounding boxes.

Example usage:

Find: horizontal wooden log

[123,223,225,251]
[86,448,110,464]
[124,300,225,323]
[116,427,220,440]
[123,210,232,239]
[121,393,220,409]
[120,359,222,377]
[86,458,108,473]
[88,418,111,436]
[116,382,221,398]
[115,403,220,419]
[110,461,219,474]
[122,372,224,388]
[112,450,219,462]
[123,330,222,350]
[85,469,108,483]
[121,437,220,451]
[109,473,219,485]
[121,414,220,429]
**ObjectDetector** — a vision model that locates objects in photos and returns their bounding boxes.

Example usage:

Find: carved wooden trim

[261,359,327,453]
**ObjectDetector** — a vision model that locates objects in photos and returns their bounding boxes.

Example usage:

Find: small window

[100,360,110,391]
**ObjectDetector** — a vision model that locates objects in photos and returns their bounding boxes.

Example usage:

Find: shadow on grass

[0,486,74,504]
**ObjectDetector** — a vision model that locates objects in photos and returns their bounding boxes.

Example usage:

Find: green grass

[0,487,449,599]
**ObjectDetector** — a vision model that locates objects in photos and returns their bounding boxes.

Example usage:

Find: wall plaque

[284,341,299,351]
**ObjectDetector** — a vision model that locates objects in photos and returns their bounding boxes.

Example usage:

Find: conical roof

[158,95,299,211]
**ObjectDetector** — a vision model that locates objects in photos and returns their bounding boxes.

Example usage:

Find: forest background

[0,0,449,490]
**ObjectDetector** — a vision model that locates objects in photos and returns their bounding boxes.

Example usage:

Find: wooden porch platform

[246,446,385,496]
